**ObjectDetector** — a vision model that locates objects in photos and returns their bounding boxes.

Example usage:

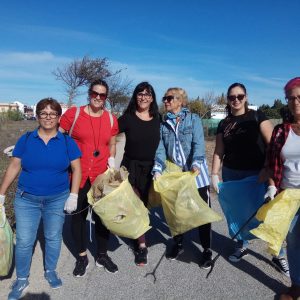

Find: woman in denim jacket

[152,87,212,269]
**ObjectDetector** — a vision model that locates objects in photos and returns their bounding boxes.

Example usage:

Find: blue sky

[0,0,299,106]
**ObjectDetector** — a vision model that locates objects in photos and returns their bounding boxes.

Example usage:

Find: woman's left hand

[64,193,78,214]
[192,166,200,175]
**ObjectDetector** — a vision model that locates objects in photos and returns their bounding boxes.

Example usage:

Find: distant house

[210,104,258,119]
[0,102,19,112]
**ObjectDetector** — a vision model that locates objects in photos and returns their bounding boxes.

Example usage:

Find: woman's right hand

[153,172,162,180]
[211,175,220,193]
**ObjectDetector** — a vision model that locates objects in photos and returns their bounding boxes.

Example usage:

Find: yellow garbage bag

[250,189,300,256]
[88,177,151,240]
[154,171,222,236]
[147,161,183,209]
[0,206,13,276]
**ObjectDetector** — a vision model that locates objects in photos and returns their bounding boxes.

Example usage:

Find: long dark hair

[225,82,249,116]
[124,82,159,118]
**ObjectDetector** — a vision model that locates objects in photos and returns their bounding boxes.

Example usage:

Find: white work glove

[211,174,220,193]
[64,193,78,214]
[0,194,5,206]
[264,185,277,202]
[153,172,162,180]
[108,157,115,169]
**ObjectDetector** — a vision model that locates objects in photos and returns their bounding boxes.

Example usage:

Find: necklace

[87,105,102,157]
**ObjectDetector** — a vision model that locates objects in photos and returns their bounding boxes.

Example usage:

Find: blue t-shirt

[13,129,81,196]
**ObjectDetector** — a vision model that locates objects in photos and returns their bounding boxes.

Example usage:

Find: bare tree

[106,74,132,115]
[188,91,218,118]
[53,56,120,106]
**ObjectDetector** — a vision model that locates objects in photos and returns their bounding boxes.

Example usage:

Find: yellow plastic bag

[250,189,300,256]
[154,171,222,236]
[147,161,183,209]
[88,178,151,239]
[0,206,13,276]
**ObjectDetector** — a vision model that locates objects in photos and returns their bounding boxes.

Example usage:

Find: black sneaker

[166,244,184,260]
[271,257,290,277]
[73,255,89,277]
[228,248,248,262]
[199,249,213,269]
[96,254,118,273]
[135,247,148,266]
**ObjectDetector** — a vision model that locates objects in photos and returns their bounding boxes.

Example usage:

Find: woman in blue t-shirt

[0,98,81,300]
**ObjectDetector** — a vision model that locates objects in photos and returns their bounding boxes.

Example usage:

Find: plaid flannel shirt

[267,123,291,190]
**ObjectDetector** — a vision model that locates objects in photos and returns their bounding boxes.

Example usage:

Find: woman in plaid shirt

[265,77,300,300]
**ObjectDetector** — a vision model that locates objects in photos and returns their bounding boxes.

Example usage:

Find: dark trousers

[173,185,212,250]
[71,179,110,256]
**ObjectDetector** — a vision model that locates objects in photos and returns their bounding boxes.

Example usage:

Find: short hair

[124,81,159,118]
[226,82,249,116]
[88,79,109,96]
[165,87,188,107]
[284,77,300,96]
[36,98,62,116]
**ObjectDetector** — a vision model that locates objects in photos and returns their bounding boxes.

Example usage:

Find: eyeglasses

[137,92,152,99]
[162,95,175,103]
[90,91,107,100]
[228,94,245,101]
[38,112,59,119]
[286,95,300,103]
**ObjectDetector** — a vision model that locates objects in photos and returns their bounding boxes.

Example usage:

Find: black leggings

[173,186,212,250]
[72,179,110,255]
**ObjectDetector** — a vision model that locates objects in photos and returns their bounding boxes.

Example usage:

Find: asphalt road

[0,134,290,300]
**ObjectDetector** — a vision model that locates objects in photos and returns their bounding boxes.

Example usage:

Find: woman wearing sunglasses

[211,83,289,274]
[0,98,81,300]
[152,87,213,269]
[118,82,160,266]
[265,77,300,300]
[60,79,119,277]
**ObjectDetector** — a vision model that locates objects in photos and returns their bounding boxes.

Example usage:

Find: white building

[211,104,258,119]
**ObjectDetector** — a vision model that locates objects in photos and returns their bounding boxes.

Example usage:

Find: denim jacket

[153,110,206,173]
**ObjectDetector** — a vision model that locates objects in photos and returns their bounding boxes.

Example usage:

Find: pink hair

[284,77,300,95]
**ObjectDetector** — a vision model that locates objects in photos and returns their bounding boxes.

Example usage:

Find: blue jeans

[221,167,285,256]
[287,209,300,285]
[14,189,69,279]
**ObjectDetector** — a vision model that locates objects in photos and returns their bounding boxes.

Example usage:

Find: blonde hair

[165,87,188,107]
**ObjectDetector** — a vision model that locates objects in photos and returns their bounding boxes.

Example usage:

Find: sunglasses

[286,95,300,103]
[90,91,107,100]
[162,95,175,103]
[228,94,245,101]
[38,112,59,119]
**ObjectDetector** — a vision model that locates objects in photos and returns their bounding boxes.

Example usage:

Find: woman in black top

[118,82,160,266]
[211,83,289,276]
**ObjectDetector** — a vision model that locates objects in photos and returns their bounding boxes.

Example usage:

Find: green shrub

[0,110,24,121]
